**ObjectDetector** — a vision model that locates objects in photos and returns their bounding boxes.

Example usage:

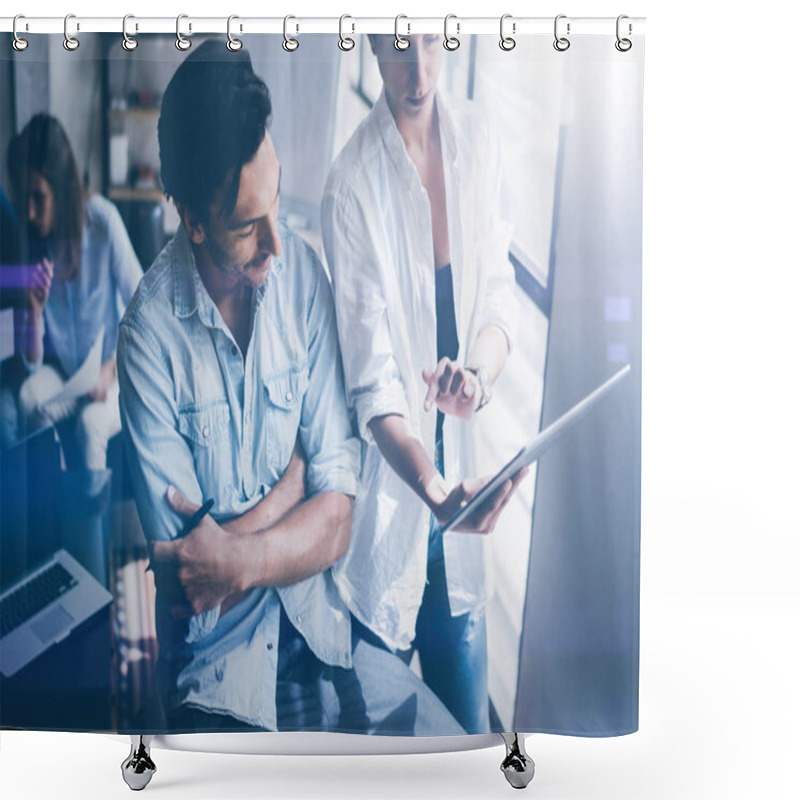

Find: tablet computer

[440,364,631,533]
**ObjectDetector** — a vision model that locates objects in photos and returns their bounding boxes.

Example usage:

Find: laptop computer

[441,364,631,532]
[0,426,112,679]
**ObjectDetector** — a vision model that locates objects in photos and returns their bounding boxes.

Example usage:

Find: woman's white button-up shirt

[321,92,518,651]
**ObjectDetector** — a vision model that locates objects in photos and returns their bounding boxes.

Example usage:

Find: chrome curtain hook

[283,15,299,52]
[615,14,632,51]
[394,15,410,51]
[63,13,79,51]
[443,14,460,51]
[175,14,191,51]
[227,15,243,51]
[553,14,570,52]
[12,14,29,52]
[499,14,516,51]
[122,14,138,51]
[338,14,355,51]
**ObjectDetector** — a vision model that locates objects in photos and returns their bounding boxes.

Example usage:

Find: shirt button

[266,642,274,651]
[285,391,293,402]
[230,345,237,356]
[202,426,210,438]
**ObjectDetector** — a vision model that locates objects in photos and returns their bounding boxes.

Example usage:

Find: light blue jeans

[395,437,490,734]
[412,515,490,734]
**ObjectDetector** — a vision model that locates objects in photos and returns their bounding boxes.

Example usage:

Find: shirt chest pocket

[177,401,232,498]
[262,365,309,471]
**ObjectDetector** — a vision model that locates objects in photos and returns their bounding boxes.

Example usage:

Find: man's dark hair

[158,40,272,220]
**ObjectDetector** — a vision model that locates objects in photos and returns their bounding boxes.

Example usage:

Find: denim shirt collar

[171,223,285,327]
[374,90,459,192]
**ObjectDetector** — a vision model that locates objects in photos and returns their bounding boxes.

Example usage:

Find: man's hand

[426,466,528,534]
[422,358,481,420]
[26,258,53,316]
[151,486,250,619]
[87,358,116,403]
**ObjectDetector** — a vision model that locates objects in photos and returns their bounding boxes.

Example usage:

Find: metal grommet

[394,15,410,51]
[63,14,79,51]
[227,15,242,51]
[122,14,138,51]
[615,14,632,52]
[338,14,355,51]
[499,14,516,51]
[175,14,191,51]
[283,15,299,52]
[553,14,570,52]
[12,15,29,52]
[443,14,460,51]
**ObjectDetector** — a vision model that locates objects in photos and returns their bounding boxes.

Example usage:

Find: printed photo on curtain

[0,29,643,739]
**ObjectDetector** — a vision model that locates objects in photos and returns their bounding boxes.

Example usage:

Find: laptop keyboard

[1,562,78,638]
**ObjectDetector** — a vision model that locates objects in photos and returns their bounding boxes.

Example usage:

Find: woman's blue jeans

[404,438,490,734]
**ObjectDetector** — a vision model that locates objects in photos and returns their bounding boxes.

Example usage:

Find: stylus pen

[178,498,215,538]
[146,498,216,571]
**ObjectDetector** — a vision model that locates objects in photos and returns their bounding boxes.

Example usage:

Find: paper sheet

[40,326,105,415]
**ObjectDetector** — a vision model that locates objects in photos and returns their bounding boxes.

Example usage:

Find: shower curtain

[0,25,643,739]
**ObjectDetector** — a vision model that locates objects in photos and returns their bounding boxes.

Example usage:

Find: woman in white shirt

[322,34,525,734]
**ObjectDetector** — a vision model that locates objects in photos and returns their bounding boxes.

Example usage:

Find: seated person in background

[118,40,462,735]
[6,114,143,470]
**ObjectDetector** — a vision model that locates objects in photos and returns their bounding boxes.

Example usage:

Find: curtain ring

[122,15,138,51]
[338,14,355,51]
[394,15,410,51]
[175,14,191,51]
[553,14,570,52]
[499,14,515,51]
[443,14,460,51]
[227,15,243,51]
[283,15,299,52]
[615,15,632,52]
[63,14,79,51]
[12,15,29,52]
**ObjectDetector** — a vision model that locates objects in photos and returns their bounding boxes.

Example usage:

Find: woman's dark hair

[7,113,85,279]
[158,40,272,221]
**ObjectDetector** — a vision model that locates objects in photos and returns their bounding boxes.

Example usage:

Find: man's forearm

[223,442,306,536]
[240,491,353,590]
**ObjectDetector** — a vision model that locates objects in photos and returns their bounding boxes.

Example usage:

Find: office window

[469,40,565,291]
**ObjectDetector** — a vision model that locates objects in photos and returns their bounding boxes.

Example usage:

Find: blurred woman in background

[7,113,142,470]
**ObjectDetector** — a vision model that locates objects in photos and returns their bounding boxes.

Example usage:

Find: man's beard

[204,232,269,283]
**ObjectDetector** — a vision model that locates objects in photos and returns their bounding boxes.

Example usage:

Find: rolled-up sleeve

[321,185,411,444]
[299,255,361,498]
[117,316,220,641]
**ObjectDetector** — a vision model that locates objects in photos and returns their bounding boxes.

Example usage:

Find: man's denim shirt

[117,223,360,730]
